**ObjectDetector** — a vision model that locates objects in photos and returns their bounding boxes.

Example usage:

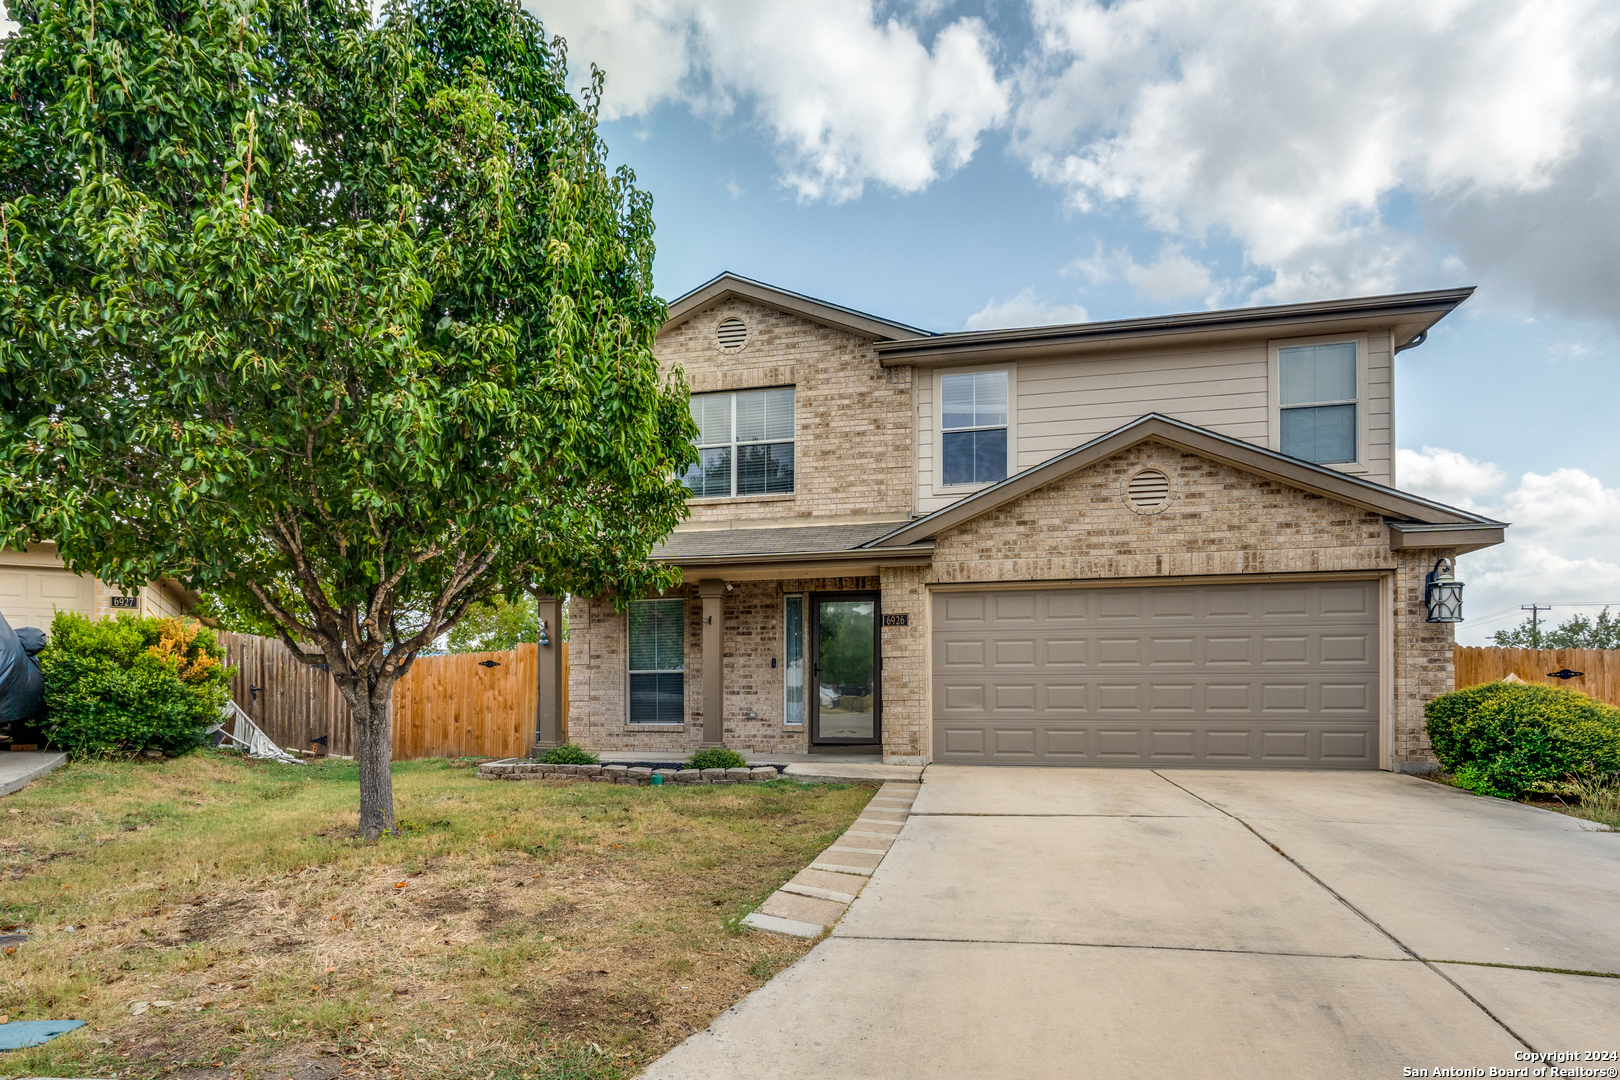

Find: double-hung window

[1279,342,1358,465]
[628,598,684,724]
[941,370,1008,486]
[684,387,795,498]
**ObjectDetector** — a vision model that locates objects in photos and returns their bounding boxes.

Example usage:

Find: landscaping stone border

[476,759,780,786]
[742,779,920,939]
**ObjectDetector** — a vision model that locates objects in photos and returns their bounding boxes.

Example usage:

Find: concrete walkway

[0,751,67,797]
[644,767,1620,1079]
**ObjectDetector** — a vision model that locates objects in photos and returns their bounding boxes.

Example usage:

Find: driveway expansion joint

[1150,770,1542,1056]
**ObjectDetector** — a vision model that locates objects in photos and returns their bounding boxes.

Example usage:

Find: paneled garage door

[0,566,96,632]
[932,581,1380,768]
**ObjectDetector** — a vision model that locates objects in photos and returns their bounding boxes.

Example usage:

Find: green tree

[0,0,695,838]
[1493,608,1620,650]
[446,592,553,653]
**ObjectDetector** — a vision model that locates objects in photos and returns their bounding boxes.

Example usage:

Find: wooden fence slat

[219,632,549,760]
[1454,646,1620,708]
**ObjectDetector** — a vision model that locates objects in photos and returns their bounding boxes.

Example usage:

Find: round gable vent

[716,317,748,352]
[1125,468,1171,512]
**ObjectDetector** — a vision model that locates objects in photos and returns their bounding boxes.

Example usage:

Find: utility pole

[1521,604,1551,649]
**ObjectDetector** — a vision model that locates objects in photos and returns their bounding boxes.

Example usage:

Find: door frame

[808,590,882,747]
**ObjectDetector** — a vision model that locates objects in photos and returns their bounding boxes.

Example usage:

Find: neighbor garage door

[932,581,1380,768]
[0,565,96,632]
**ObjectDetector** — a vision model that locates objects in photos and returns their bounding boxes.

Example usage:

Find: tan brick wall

[1391,548,1457,770]
[567,576,878,757]
[928,440,1393,582]
[656,298,915,523]
[878,564,929,763]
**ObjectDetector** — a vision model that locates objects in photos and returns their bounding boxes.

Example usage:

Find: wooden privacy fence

[217,631,568,759]
[1454,646,1620,708]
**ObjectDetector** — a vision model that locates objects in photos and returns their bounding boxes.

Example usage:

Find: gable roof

[872,287,1475,367]
[663,272,932,341]
[864,414,1506,550]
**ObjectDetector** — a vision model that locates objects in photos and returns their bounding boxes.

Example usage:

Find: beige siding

[916,336,1396,514]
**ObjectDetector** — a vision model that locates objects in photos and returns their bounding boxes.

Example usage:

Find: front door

[810,593,881,746]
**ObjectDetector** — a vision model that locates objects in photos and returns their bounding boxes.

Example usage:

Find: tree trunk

[351,682,396,840]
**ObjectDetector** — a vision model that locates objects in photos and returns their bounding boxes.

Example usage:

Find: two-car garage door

[932,581,1380,768]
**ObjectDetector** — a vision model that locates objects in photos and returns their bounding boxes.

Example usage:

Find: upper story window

[1278,342,1357,464]
[941,370,1008,486]
[683,387,795,498]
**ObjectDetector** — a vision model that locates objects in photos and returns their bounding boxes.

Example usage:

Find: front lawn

[0,751,873,1079]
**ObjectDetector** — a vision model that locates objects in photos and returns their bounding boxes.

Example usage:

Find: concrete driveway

[645,768,1620,1079]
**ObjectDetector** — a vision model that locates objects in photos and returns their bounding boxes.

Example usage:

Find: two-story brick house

[564,274,1504,772]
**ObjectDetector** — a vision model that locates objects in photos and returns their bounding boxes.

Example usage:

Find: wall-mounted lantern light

[537,618,550,647]
[1425,558,1464,623]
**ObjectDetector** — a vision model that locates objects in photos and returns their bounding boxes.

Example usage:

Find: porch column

[698,579,726,747]
[532,594,564,753]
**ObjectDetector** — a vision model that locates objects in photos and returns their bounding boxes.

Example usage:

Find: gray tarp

[0,611,45,726]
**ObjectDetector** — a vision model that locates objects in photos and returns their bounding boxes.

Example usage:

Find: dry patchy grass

[0,751,873,1079]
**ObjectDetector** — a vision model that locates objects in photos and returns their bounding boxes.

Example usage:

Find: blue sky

[534,0,1620,645]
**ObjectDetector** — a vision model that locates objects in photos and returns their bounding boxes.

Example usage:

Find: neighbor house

[563,274,1504,772]
[0,543,194,632]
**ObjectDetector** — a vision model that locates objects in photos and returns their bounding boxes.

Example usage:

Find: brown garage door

[932,581,1380,768]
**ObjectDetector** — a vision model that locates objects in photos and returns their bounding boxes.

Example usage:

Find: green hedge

[39,613,232,757]
[687,747,748,771]
[1425,680,1620,798]
[540,742,598,765]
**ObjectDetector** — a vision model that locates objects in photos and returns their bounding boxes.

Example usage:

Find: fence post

[533,595,564,755]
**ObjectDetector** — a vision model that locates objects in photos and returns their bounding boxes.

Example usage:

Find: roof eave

[657,543,936,580]
[872,287,1475,366]
[663,273,933,342]
[1386,521,1508,555]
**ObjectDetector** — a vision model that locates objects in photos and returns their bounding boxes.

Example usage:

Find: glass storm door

[810,594,880,745]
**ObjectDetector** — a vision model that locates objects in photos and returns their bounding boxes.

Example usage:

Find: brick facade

[655,298,915,524]
[568,576,878,757]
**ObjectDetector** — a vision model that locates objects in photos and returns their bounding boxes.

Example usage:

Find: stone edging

[476,760,781,786]
[741,779,919,938]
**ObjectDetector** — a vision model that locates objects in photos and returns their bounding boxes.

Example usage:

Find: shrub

[1425,680,1620,798]
[39,613,231,757]
[541,743,599,765]
[687,747,748,770]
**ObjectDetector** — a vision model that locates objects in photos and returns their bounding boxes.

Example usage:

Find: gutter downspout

[1394,330,1427,354]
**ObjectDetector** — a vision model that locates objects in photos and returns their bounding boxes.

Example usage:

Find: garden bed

[0,750,874,1079]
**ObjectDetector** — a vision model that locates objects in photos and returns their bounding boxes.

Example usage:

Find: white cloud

[1013,0,1620,315]
[529,0,1010,201]
[1068,241,1227,306]
[1398,447,1620,643]
[1396,446,1507,509]
[965,288,1089,330]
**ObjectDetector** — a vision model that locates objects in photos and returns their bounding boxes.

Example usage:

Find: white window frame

[1267,334,1369,473]
[686,386,796,501]
[624,597,687,727]
[931,365,1016,496]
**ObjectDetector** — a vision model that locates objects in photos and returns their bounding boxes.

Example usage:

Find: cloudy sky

[528,0,1620,644]
[4,0,1614,643]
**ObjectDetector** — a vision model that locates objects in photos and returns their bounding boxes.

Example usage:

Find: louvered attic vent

[1126,469,1170,509]
[717,317,748,352]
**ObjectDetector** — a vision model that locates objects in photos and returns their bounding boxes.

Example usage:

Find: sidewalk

[0,751,67,797]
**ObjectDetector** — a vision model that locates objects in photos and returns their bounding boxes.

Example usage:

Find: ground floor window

[628,597,684,724]
[784,594,805,726]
